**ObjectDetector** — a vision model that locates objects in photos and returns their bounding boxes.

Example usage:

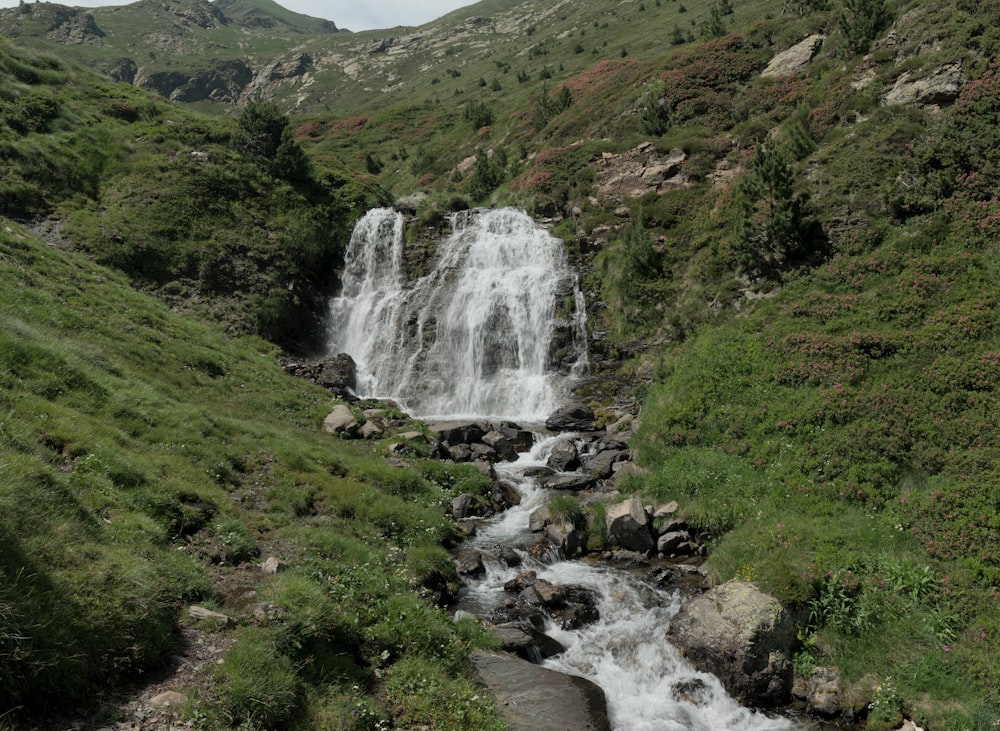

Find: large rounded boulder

[666,580,795,707]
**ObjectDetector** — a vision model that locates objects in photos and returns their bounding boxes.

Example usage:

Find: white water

[327,207,587,421]
[460,440,806,731]
[329,206,806,730]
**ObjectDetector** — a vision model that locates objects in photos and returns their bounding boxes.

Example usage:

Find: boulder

[315,353,358,397]
[260,557,288,575]
[451,493,485,519]
[529,505,551,532]
[580,449,624,479]
[545,403,597,432]
[885,63,965,107]
[359,419,384,439]
[667,580,795,707]
[541,472,598,491]
[471,650,611,731]
[656,530,693,556]
[546,439,580,472]
[806,666,841,716]
[498,422,534,452]
[483,430,521,461]
[455,549,485,577]
[605,496,655,553]
[545,518,581,558]
[322,404,357,435]
[760,35,824,78]
[490,623,566,661]
[434,422,487,446]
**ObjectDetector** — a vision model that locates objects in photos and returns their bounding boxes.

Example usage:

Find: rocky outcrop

[884,63,965,108]
[134,60,253,104]
[667,580,796,707]
[471,650,611,731]
[760,35,824,78]
[595,143,687,199]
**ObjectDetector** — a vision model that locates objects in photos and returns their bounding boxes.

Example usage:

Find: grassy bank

[0,219,503,727]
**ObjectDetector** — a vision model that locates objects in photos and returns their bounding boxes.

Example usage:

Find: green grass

[0,218,497,726]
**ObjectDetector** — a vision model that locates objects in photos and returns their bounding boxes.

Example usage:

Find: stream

[327,207,815,730]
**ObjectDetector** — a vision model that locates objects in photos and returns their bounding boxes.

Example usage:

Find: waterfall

[327,207,587,421]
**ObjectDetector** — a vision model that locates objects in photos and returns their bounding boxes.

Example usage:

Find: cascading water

[327,207,587,421]
[461,441,808,731]
[328,207,811,730]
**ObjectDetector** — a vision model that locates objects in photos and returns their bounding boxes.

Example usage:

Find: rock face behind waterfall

[667,580,795,707]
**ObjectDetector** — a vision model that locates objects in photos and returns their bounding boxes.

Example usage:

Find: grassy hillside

[0,201,502,728]
[2,0,1000,727]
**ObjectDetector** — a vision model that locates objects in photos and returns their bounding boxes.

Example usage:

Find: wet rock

[455,549,486,576]
[483,430,520,461]
[547,439,580,472]
[580,449,624,479]
[542,472,598,491]
[471,650,611,731]
[470,442,498,461]
[434,422,487,446]
[445,443,473,462]
[605,496,655,553]
[671,678,710,705]
[492,479,521,510]
[546,518,581,558]
[491,622,566,661]
[484,543,522,568]
[545,403,597,431]
[497,422,534,452]
[315,353,357,396]
[667,580,795,707]
[529,505,551,531]
[524,465,557,478]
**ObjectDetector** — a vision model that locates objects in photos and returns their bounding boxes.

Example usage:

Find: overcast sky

[0,0,475,31]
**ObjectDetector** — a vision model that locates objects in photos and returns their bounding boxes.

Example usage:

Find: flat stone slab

[471,650,610,731]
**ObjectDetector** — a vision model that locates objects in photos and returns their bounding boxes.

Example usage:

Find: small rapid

[458,438,805,731]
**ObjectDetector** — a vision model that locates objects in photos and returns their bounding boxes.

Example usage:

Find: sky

[0,0,475,31]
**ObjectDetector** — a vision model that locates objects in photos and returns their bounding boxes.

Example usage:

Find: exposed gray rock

[529,505,551,532]
[541,472,598,491]
[580,449,624,479]
[455,549,485,576]
[188,605,231,627]
[884,63,965,107]
[359,419,385,439]
[760,35,824,78]
[546,438,580,472]
[546,518,581,558]
[260,557,288,575]
[657,530,692,556]
[451,493,486,519]
[483,430,520,461]
[545,403,597,431]
[471,650,611,731]
[434,422,487,446]
[806,666,841,716]
[490,623,566,661]
[322,404,357,435]
[605,496,654,553]
[667,580,795,707]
